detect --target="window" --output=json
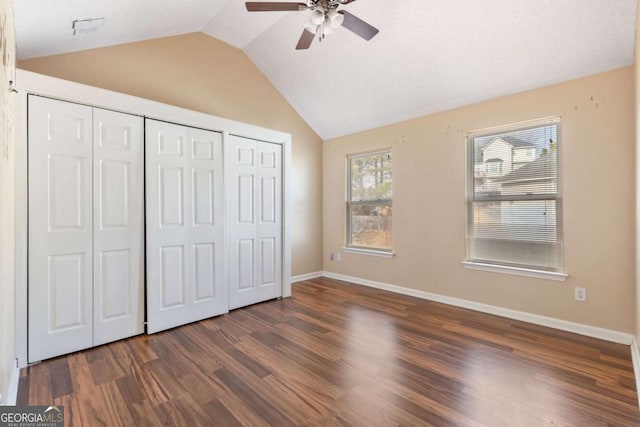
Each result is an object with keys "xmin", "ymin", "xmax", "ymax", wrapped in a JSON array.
[
  {"xmin": 485, "ymin": 161, "xmax": 503, "ymax": 175},
  {"xmin": 466, "ymin": 118, "xmax": 562, "ymax": 271},
  {"xmin": 347, "ymin": 149, "xmax": 392, "ymax": 251}
]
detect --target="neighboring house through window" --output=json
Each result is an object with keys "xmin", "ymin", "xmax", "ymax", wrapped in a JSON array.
[
  {"xmin": 467, "ymin": 118, "xmax": 562, "ymax": 271},
  {"xmin": 347, "ymin": 149, "xmax": 392, "ymax": 252}
]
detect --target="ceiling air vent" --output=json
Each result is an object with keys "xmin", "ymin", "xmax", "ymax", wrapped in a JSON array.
[{"xmin": 72, "ymin": 18, "xmax": 105, "ymax": 36}]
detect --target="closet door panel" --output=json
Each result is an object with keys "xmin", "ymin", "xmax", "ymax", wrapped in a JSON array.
[
  {"xmin": 28, "ymin": 96, "xmax": 93, "ymax": 362},
  {"xmin": 146, "ymin": 120, "xmax": 226, "ymax": 333},
  {"xmin": 229, "ymin": 137, "xmax": 256, "ymax": 309},
  {"xmin": 147, "ymin": 120, "xmax": 189, "ymax": 334},
  {"xmin": 194, "ymin": 243, "xmax": 216, "ymax": 300},
  {"xmin": 190, "ymin": 126, "xmax": 225, "ymax": 310},
  {"xmin": 93, "ymin": 108, "xmax": 144, "ymax": 346},
  {"xmin": 228, "ymin": 136, "xmax": 282, "ymax": 310},
  {"xmin": 257, "ymin": 141, "xmax": 282, "ymax": 295}
]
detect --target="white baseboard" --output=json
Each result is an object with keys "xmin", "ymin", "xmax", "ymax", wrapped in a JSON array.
[
  {"xmin": 2, "ymin": 364, "xmax": 19, "ymax": 406},
  {"xmin": 321, "ymin": 271, "xmax": 634, "ymax": 345},
  {"xmin": 291, "ymin": 271, "xmax": 324, "ymax": 283},
  {"xmin": 631, "ymin": 338, "xmax": 640, "ymax": 410}
]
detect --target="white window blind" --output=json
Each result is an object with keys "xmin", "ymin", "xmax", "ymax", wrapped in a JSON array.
[
  {"xmin": 347, "ymin": 149, "xmax": 392, "ymax": 251},
  {"xmin": 466, "ymin": 118, "xmax": 563, "ymax": 271}
]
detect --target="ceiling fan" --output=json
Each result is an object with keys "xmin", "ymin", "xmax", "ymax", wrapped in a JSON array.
[{"xmin": 245, "ymin": 1, "xmax": 379, "ymax": 50}]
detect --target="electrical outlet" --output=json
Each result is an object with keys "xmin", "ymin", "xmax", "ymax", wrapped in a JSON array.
[
  {"xmin": 574, "ymin": 287, "xmax": 587, "ymax": 302},
  {"xmin": 336, "ymin": 253, "xmax": 342, "ymax": 262},
  {"xmin": 329, "ymin": 253, "xmax": 335, "ymax": 261}
]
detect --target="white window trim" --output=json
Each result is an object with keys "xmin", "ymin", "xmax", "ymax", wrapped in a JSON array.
[
  {"xmin": 343, "ymin": 247, "xmax": 395, "ymax": 258},
  {"xmin": 462, "ymin": 261, "xmax": 568, "ymax": 281}
]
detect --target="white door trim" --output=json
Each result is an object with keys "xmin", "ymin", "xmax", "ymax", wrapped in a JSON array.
[{"xmin": 14, "ymin": 69, "xmax": 292, "ymax": 368}]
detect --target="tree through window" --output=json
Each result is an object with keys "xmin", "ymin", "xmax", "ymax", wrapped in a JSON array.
[{"xmin": 347, "ymin": 150, "xmax": 392, "ymax": 251}]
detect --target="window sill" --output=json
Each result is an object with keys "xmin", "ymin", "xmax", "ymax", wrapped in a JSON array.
[
  {"xmin": 462, "ymin": 261, "xmax": 567, "ymax": 282},
  {"xmin": 343, "ymin": 247, "xmax": 395, "ymax": 259}
]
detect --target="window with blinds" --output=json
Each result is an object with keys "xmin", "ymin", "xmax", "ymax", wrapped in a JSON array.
[
  {"xmin": 466, "ymin": 118, "xmax": 563, "ymax": 271},
  {"xmin": 347, "ymin": 149, "xmax": 392, "ymax": 251}
]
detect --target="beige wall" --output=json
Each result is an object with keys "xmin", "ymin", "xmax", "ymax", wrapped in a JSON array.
[
  {"xmin": 324, "ymin": 67, "xmax": 635, "ymax": 332},
  {"xmin": 0, "ymin": 0, "xmax": 16, "ymax": 403},
  {"xmin": 633, "ymin": 10, "xmax": 640, "ymax": 342},
  {"xmin": 19, "ymin": 33, "xmax": 323, "ymax": 276}
]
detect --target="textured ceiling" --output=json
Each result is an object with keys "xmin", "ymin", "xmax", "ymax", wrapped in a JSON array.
[
  {"xmin": 14, "ymin": 0, "xmax": 228, "ymax": 59},
  {"xmin": 15, "ymin": 0, "xmax": 638, "ymax": 140}
]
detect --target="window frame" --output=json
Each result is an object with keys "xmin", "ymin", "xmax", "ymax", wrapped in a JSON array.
[
  {"xmin": 465, "ymin": 117, "xmax": 564, "ymax": 273},
  {"xmin": 346, "ymin": 148, "xmax": 393, "ymax": 253}
]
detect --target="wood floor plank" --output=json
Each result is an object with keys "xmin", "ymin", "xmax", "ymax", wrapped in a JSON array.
[
  {"xmin": 216, "ymin": 393, "xmax": 271, "ymax": 427},
  {"xmin": 126, "ymin": 399, "xmax": 165, "ymax": 427},
  {"xmin": 235, "ymin": 334, "xmax": 346, "ymax": 401},
  {"xmin": 200, "ymin": 398, "xmax": 245, "ymax": 427},
  {"xmin": 17, "ymin": 278, "xmax": 640, "ymax": 426},
  {"xmin": 213, "ymin": 368, "xmax": 296, "ymax": 427},
  {"xmin": 47, "ymin": 357, "xmax": 73, "ymax": 399},
  {"xmin": 144, "ymin": 358, "xmax": 188, "ymax": 400},
  {"xmin": 221, "ymin": 347, "xmax": 272, "ymax": 379},
  {"xmin": 126, "ymin": 363, "xmax": 170, "ymax": 406},
  {"xmin": 25, "ymin": 363, "xmax": 52, "ymax": 405},
  {"xmin": 16, "ymin": 372, "xmax": 29, "ymax": 404}
]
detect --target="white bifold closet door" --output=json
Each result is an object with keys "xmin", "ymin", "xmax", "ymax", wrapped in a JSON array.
[
  {"xmin": 145, "ymin": 119, "xmax": 226, "ymax": 333},
  {"xmin": 228, "ymin": 135, "xmax": 283, "ymax": 310},
  {"xmin": 93, "ymin": 108, "xmax": 145, "ymax": 346},
  {"xmin": 28, "ymin": 96, "xmax": 144, "ymax": 362}
]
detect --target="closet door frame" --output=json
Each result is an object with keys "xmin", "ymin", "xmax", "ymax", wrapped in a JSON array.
[{"xmin": 14, "ymin": 69, "xmax": 292, "ymax": 368}]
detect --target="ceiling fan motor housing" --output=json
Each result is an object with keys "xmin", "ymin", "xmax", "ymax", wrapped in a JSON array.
[{"xmin": 309, "ymin": 0, "xmax": 351, "ymax": 9}]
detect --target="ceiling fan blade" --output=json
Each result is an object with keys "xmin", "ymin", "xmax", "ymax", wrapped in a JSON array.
[
  {"xmin": 245, "ymin": 2, "xmax": 308, "ymax": 11},
  {"xmin": 338, "ymin": 10, "xmax": 379, "ymax": 41},
  {"xmin": 296, "ymin": 28, "xmax": 315, "ymax": 50},
  {"xmin": 337, "ymin": 0, "xmax": 358, "ymax": 3}
]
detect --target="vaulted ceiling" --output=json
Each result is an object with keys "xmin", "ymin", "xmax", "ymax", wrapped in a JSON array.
[{"xmin": 14, "ymin": 0, "xmax": 638, "ymax": 139}]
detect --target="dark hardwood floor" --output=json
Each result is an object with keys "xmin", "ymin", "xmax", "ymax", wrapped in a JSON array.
[{"xmin": 18, "ymin": 277, "xmax": 640, "ymax": 426}]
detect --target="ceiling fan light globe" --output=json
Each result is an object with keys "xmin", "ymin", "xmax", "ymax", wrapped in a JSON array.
[
  {"xmin": 309, "ymin": 9, "xmax": 324, "ymax": 26},
  {"xmin": 329, "ymin": 12, "xmax": 344, "ymax": 28}
]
